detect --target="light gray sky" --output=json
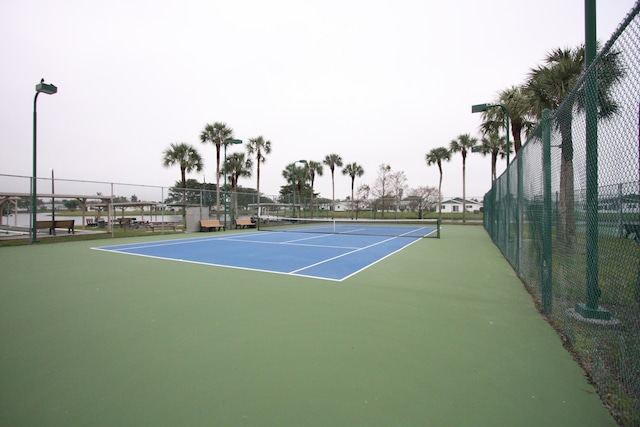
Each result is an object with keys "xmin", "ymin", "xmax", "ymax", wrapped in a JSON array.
[{"xmin": 1, "ymin": 0, "xmax": 636, "ymax": 201}]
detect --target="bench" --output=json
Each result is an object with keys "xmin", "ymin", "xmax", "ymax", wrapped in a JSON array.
[
  {"xmin": 113, "ymin": 218, "xmax": 136, "ymax": 228},
  {"xmin": 235, "ymin": 218, "xmax": 256, "ymax": 229},
  {"xmin": 200, "ymin": 219, "xmax": 224, "ymax": 232},
  {"xmin": 35, "ymin": 219, "xmax": 75, "ymax": 235},
  {"xmin": 145, "ymin": 221, "xmax": 183, "ymax": 232},
  {"xmin": 622, "ymin": 223, "xmax": 640, "ymax": 243}
]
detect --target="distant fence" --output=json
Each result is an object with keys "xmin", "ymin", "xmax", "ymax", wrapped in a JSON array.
[
  {"xmin": 0, "ymin": 173, "xmax": 481, "ymax": 228},
  {"xmin": 482, "ymin": 4, "xmax": 639, "ymax": 426}
]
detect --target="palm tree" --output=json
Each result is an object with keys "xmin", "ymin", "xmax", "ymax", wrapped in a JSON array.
[
  {"xmin": 342, "ymin": 162, "xmax": 365, "ymax": 219},
  {"xmin": 200, "ymin": 122, "xmax": 233, "ymax": 218},
  {"xmin": 525, "ymin": 44, "xmax": 623, "ymax": 244},
  {"xmin": 425, "ymin": 147, "xmax": 451, "ymax": 221},
  {"xmin": 480, "ymin": 86, "xmax": 535, "ymax": 155},
  {"xmin": 323, "ymin": 154, "xmax": 343, "ymax": 219},
  {"xmin": 223, "ymin": 152, "xmax": 253, "ymax": 224},
  {"xmin": 477, "ymin": 132, "xmax": 508, "ymax": 181},
  {"xmin": 449, "ymin": 134, "xmax": 478, "ymax": 223},
  {"xmin": 246, "ymin": 136, "xmax": 272, "ymax": 220},
  {"xmin": 162, "ymin": 142, "xmax": 204, "ymax": 225},
  {"xmin": 282, "ymin": 163, "xmax": 308, "ymax": 217},
  {"xmin": 306, "ymin": 161, "xmax": 323, "ymax": 218}
]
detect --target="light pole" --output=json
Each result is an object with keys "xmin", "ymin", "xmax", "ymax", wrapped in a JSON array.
[
  {"xmin": 291, "ymin": 160, "xmax": 307, "ymax": 217},
  {"xmin": 471, "ymin": 103, "xmax": 510, "ymax": 166},
  {"xmin": 472, "ymin": 103, "xmax": 511, "ymax": 250},
  {"xmin": 223, "ymin": 138, "xmax": 242, "ymax": 229},
  {"xmin": 51, "ymin": 169, "xmax": 55, "ymax": 234},
  {"xmin": 32, "ymin": 79, "xmax": 57, "ymax": 243}
]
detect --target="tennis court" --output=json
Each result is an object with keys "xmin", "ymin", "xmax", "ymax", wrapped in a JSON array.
[
  {"xmin": 94, "ymin": 220, "xmax": 439, "ymax": 281},
  {"xmin": 0, "ymin": 226, "xmax": 617, "ymax": 426}
]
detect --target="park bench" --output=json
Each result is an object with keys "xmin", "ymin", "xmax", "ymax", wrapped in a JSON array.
[
  {"xmin": 200, "ymin": 219, "xmax": 224, "ymax": 232},
  {"xmin": 235, "ymin": 218, "xmax": 256, "ymax": 229},
  {"xmin": 35, "ymin": 219, "xmax": 75, "ymax": 235},
  {"xmin": 145, "ymin": 221, "xmax": 183, "ymax": 232},
  {"xmin": 113, "ymin": 217, "xmax": 136, "ymax": 228},
  {"xmin": 622, "ymin": 223, "xmax": 640, "ymax": 243}
]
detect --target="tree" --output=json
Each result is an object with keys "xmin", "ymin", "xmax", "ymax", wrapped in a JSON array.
[
  {"xmin": 282, "ymin": 163, "xmax": 308, "ymax": 217},
  {"xmin": 223, "ymin": 152, "xmax": 253, "ymax": 224},
  {"xmin": 389, "ymin": 170, "xmax": 407, "ymax": 218},
  {"xmin": 200, "ymin": 122, "xmax": 233, "ymax": 218},
  {"xmin": 163, "ymin": 143, "xmax": 204, "ymax": 190},
  {"xmin": 323, "ymin": 154, "xmax": 343, "ymax": 219},
  {"xmin": 306, "ymin": 161, "xmax": 323, "ymax": 218},
  {"xmin": 407, "ymin": 186, "xmax": 439, "ymax": 218},
  {"xmin": 480, "ymin": 85, "xmax": 535, "ymax": 154},
  {"xmin": 246, "ymin": 136, "xmax": 272, "ymax": 219},
  {"xmin": 425, "ymin": 147, "xmax": 451, "ymax": 221},
  {"xmin": 341, "ymin": 162, "xmax": 365, "ymax": 219},
  {"xmin": 354, "ymin": 183, "xmax": 370, "ymax": 219},
  {"xmin": 162, "ymin": 142, "xmax": 204, "ymax": 224},
  {"xmin": 62, "ymin": 199, "xmax": 79, "ymax": 211},
  {"xmin": 525, "ymin": 44, "xmax": 623, "ymax": 244},
  {"xmin": 371, "ymin": 164, "xmax": 392, "ymax": 218},
  {"xmin": 477, "ymin": 132, "xmax": 508, "ymax": 181},
  {"xmin": 449, "ymin": 134, "xmax": 478, "ymax": 223}
]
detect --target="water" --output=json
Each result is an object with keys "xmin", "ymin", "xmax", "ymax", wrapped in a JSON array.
[{"xmin": 1, "ymin": 212, "xmax": 182, "ymax": 227}]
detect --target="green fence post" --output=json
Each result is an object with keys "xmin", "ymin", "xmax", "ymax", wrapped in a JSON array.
[
  {"xmin": 542, "ymin": 109, "xmax": 553, "ymax": 314},
  {"xmin": 575, "ymin": 0, "xmax": 611, "ymax": 320},
  {"xmin": 516, "ymin": 152, "xmax": 522, "ymax": 272}
]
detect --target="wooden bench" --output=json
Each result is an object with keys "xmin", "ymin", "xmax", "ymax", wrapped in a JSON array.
[
  {"xmin": 622, "ymin": 223, "xmax": 640, "ymax": 243},
  {"xmin": 113, "ymin": 217, "xmax": 136, "ymax": 228},
  {"xmin": 200, "ymin": 219, "xmax": 224, "ymax": 232},
  {"xmin": 35, "ymin": 219, "xmax": 75, "ymax": 235},
  {"xmin": 145, "ymin": 221, "xmax": 183, "ymax": 232},
  {"xmin": 35, "ymin": 220, "xmax": 53, "ymax": 234},
  {"xmin": 235, "ymin": 218, "xmax": 256, "ymax": 229}
]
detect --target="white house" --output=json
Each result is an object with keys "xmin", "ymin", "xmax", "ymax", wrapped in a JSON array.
[{"xmin": 439, "ymin": 198, "xmax": 483, "ymax": 213}]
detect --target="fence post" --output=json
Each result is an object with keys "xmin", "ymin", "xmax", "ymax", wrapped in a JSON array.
[
  {"xmin": 542, "ymin": 109, "xmax": 553, "ymax": 314},
  {"xmin": 516, "ymin": 151, "xmax": 523, "ymax": 272},
  {"xmin": 575, "ymin": 0, "xmax": 611, "ymax": 320}
]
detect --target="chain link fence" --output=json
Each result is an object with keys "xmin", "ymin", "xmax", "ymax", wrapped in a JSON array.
[
  {"xmin": 1, "ymin": 170, "xmax": 481, "ymax": 236},
  {"xmin": 483, "ymin": 4, "xmax": 640, "ymax": 425}
]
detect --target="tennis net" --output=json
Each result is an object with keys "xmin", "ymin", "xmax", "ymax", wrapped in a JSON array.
[{"xmin": 257, "ymin": 217, "xmax": 440, "ymax": 238}]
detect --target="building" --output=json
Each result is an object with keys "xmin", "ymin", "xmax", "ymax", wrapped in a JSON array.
[{"xmin": 439, "ymin": 198, "xmax": 483, "ymax": 213}]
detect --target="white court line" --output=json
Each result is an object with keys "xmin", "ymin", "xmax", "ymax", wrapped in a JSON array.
[
  {"xmin": 288, "ymin": 234, "xmax": 413, "ymax": 274},
  {"xmin": 92, "ymin": 230, "xmax": 425, "ymax": 282}
]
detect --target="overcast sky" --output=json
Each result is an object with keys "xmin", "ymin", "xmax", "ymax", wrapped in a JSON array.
[{"xmin": 1, "ymin": 0, "xmax": 636, "ymax": 201}]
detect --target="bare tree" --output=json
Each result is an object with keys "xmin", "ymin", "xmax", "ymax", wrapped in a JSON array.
[
  {"xmin": 371, "ymin": 164, "xmax": 392, "ymax": 218},
  {"xmin": 354, "ymin": 183, "xmax": 370, "ymax": 219},
  {"xmin": 388, "ymin": 170, "xmax": 408, "ymax": 218},
  {"xmin": 407, "ymin": 186, "xmax": 439, "ymax": 219}
]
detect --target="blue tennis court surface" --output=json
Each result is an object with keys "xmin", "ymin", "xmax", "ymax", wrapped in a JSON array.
[{"xmin": 93, "ymin": 230, "xmax": 430, "ymax": 281}]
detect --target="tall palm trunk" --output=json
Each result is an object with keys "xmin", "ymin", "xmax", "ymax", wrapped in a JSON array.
[
  {"xmin": 512, "ymin": 120, "xmax": 524, "ymax": 153},
  {"xmin": 491, "ymin": 150, "xmax": 498, "ymax": 181},
  {"xmin": 558, "ymin": 116, "xmax": 576, "ymax": 247},
  {"xmin": 180, "ymin": 169, "xmax": 187, "ymax": 226},
  {"xmin": 256, "ymin": 159, "xmax": 261, "ymax": 219},
  {"xmin": 331, "ymin": 173, "xmax": 335, "ymax": 220},
  {"xmin": 437, "ymin": 163, "xmax": 443, "ymax": 221},
  {"xmin": 462, "ymin": 156, "xmax": 467, "ymax": 223},
  {"xmin": 350, "ymin": 179, "xmax": 355, "ymax": 220},
  {"xmin": 215, "ymin": 145, "xmax": 221, "ymax": 219}
]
